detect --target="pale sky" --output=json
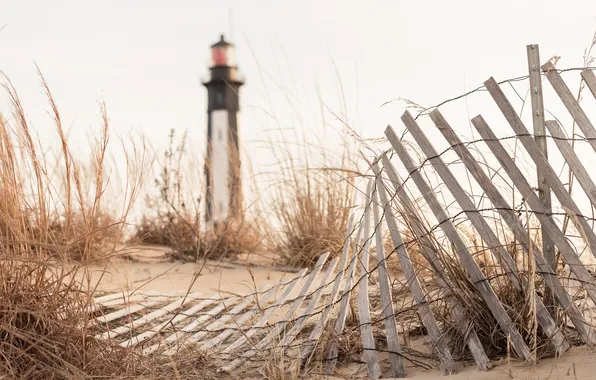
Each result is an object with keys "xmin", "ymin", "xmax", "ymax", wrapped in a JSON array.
[{"xmin": 2, "ymin": 0, "xmax": 596, "ymax": 223}]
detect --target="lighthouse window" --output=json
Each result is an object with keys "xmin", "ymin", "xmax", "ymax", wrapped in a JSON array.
[
  {"xmin": 216, "ymin": 92, "xmax": 224, "ymax": 107},
  {"xmin": 218, "ymin": 129, "xmax": 223, "ymax": 141}
]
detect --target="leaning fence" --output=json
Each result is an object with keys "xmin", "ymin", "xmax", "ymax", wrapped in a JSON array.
[{"xmin": 85, "ymin": 44, "xmax": 596, "ymax": 379}]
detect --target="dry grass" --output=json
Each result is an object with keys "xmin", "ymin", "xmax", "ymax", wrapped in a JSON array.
[
  {"xmin": 0, "ymin": 71, "xmax": 163, "ymax": 379},
  {"xmin": 131, "ymin": 129, "xmax": 262, "ymax": 261}
]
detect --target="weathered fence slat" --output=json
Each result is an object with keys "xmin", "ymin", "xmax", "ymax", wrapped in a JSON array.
[
  {"xmin": 96, "ymin": 296, "xmax": 169, "ymax": 324},
  {"xmin": 161, "ymin": 296, "xmax": 240, "ymax": 355},
  {"xmin": 325, "ymin": 223, "xmax": 361, "ymax": 374},
  {"xmin": 388, "ymin": 117, "xmax": 532, "ymax": 361},
  {"xmin": 372, "ymin": 186, "xmax": 406, "ymax": 378},
  {"xmin": 581, "ymin": 69, "xmax": 596, "ymax": 99},
  {"xmin": 542, "ymin": 63, "xmax": 596, "ymax": 154},
  {"xmin": 409, "ymin": 109, "xmax": 567, "ymax": 354},
  {"xmin": 96, "ymin": 292, "xmax": 203, "ymax": 340},
  {"xmin": 138, "ymin": 295, "xmax": 221, "ymax": 353},
  {"xmin": 219, "ymin": 253, "xmax": 335, "ymax": 373},
  {"xmin": 380, "ymin": 156, "xmax": 491, "ymax": 371},
  {"xmin": 222, "ymin": 253, "xmax": 329, "ymax": 358},
  {"xmin": 470, "ymin": 114, "xmax": 596, "ymax": 345},
  {"xmin": 202, "ymin": 269, "xmax": 308, "ymax": 351},
  {"xmin": 375, "ymin": 167, "xmax": 457, "ymax": 375},
  {"xmin": 175, "ymin": 285, "xmax": 269, "ymax": 352},
  {"xmin": 483, "ymin": 77, "xmax": 596, "ymax": 303},
  {"xmin": 429, "ymin": 109, "xmax": 575, "ymax": 353},
  {"xmin": 528, "ymin": 45, "xmax": 556, "ymax": 271},
  {"xmin": 546, "ymin": 120, "xmax": 596, "ymax": 211},
  {"xmin": 300, "ymin": 214, "xmax": 356, "ymax": 367},
  {"xmin": 356, "ymin": 181, "xmax": 382, "ymax": 379},
  {"xmin": 279, "ymin": 258, "xmax": 339, "ymax": 349}
]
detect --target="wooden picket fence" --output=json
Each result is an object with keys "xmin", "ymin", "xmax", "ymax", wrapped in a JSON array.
[{"xmin": 86, "ymin": 46, "xmax": 596, "ymax": 379}]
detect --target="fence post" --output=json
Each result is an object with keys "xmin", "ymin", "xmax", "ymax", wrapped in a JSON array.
[{"xmin": 527, "ymin": 44, "xmax": 555, "ymax": 271}]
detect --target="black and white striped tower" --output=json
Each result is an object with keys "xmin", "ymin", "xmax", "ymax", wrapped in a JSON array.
[{"xmin": 203, "ymin": 34, "xmax": 244, "ymax": 225}]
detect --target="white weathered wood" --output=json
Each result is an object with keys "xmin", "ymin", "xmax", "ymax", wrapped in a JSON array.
[
  {"xmin": 161, "ymin": 296, "xmax": 241, "ymax": 355},
  {"xmin": 176, "ymin": 285, "xmax": 268, "ymax": 351},
  {"xmin": 483, "ymin": 77, "xmax": 596, "ymax": 304},
  {"xmin": 96, "ymin": 292, "xmax": 203, "ymax": 340},
  {"xmin": 371, "ymin": 184, "xmax": 405, "ymax": 378},
  {"xmin": 389, "ymin": 115, "xmax": 532, "ymax": 361},
  {"xmin": 96, "ymin": 296, "xmax": 169, "ymax": 324},
  {"xmin": 219, "ymin": 253, "xmax": 334, "ymax": 373},
  {"xmin": 375, "ymin": 167, "xmax": 457, "ymax": 373},
  {"xmin": 325, "ymin": 217, "xmax": 363, "ymax": 373},
  {"xmin": 221, "ymin": 252, "xmax": 330, "ymax": 356},
  {"xmin": 278, "ymin": 258, "xmax": 339, "ymax": 348},
  {"xmin": 542, "ymin": 62, "xmax": 596, "ymax": 154},
  {"xmin": 546, "ymin": 120, "xmax": 596, "ymax": 211},
  {"xmin": 528, "ymin": 45, "xmax": 555, "ymax": 270},
  {"xmin": 356, "ymin": 182, "xmax": 381, "ymax": 379},
  {"xmin": 300, "ymin": 214, "xmax": 356, "ymax": 366},
  {"xmin": 380, "ymin": 156, "xmax": 492, "ymax": 371},
  {"xmin": 201, "ymin": 269, "xmax": 308, "ymax": 350},
  {"xmin": 470, "ymin": 114, "xmax": 596, "ymax": 345},
  {"xmin": 124, "ymin": 295, "xmax": 220, "ymax": 352},
  {"xmin": 412, "ymin": 109, "xmax": 567, "ymax": 355},
  {"xmin": 581, "ymin": 69, "xmax": 596, "ymax": 100}
]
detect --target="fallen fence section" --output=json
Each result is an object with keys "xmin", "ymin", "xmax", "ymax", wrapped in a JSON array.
[{"xmin": 86, "ymin": 52, "xmax": 596, "ymax": 379}]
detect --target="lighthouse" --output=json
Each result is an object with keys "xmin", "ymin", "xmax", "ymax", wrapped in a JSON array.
[{"xmin": 203, "ymin": 34, "xmax": 244, "ymax": 225}]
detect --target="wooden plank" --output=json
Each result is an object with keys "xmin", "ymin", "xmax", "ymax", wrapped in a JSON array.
[
  {"xmin": 546, "ymin": 120, "xmax": 596, "ymax": 209},
  {"xmin": 278, "ymin": 257, "xmax": 339, "ymax": 349},
  {"xmin": 355, "ymin": 181, "xmax": 381, "ymax": 379},
  {"xmin": 380, "ymin": 156, "xmax": 492, "ymax": 371},
  {"xmin": 372, "ymin": 186, "xmax": 405, "ymax": 377},
  {"xmin": 201, "ymin": 269, "xmax": 308, "ymax": 350},
  {"xmin": 429, "ymin": 110, "xmax": 572, "ymax": 353},
  {"xmin": 219, "ymin": 253, "xmax": 335, "ymax": 373},
  {"xmin": 375, "ymin": 167, "xmax": 457, "ymax": 374},
  {"xmin": 221, "ymin": 251, "xmax": 331, "ymax": 356},
  {"xmin": 300, "ymin": 214, "xmax": 356, "ymax": 366},
  {"xmin": 542, "ymin": 62, "xmax": 596, "ymax": 154},
  {"xmin": 483, "ymin": 77, "xmax": 596, "ymax": 303},
  {"xmin": 161, "ymin": 296, "xmax": 241, "ymax": 355},
  {"xmin": 96, "ymin": 296, "xmax": 169, "ymax": 324},
  {"xmin": 581, "ymin": 69, "xmax": 596, "ymax": 100},
  {"xmin": 409, "ymin": 110, "xmax": 567, "ymax": 355},
  {"xmin": 528, "ymin": 45, "xmax": 555, "ymax": 270},
  {"xmin": 470, "ymin": 114, "xmax": 596, "ymax": 345},
  {"xmin": 95, "ymin": 292, "xmax": 203, "ymax": 340},
  {"xmin": 126, "ymin": 295, "xmax": 220, "ymax": 352},
  {"xmin": 324, "ymin": 222, "xmax": 361, "ymax": 374},
  {"xmin": 175, "ymin": 285, "xmax": 268, "ymax": 351},
  {"xmin": 388, "ymin": 116, "xmax": 532, "ymax": 361}
]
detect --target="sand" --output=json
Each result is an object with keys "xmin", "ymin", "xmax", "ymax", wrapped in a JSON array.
[{"xmin": 80, "ymin": 245, "xmax": 596, "ymax": 380}]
